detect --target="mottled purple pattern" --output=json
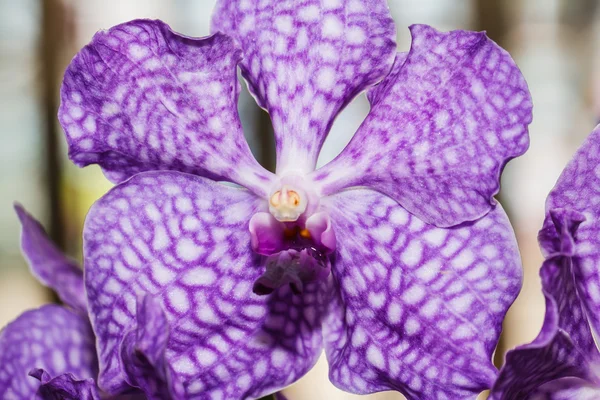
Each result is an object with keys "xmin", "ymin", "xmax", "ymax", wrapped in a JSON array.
[
  {"xmin": 211, "ymin": 0, "xmax": 397, "ymax": 174},
  {"xmin": 15, "ymin": 204, "xmax": 86, "ymax": 313},
  {"xmin": 311, "ymin": 25, "xmax": 532, "ymax": 228},
  {"xmin": 538, "ymin": 236, "xmax": 598, "ymax": 356},
  {"xmin": 541, "ymin": 125, "xmax": 600, "ymax": 337},
  {"xmin": 321, "ymin": 189, "xmax": 522, "ymax": 399},
  {"xmin": 84, "ymin": 171, "xmax": 327, "ymax": 398},
  {"xmin": 0, "ymin": 305, "xmax": 97, "ymax": 399},
  {"xmin": 30, "ymin": 369, "xmax": 100, "ymax": 400},
  {"xmin": 59, "ymin": 19, "xmax": 275, "ymax": 196},
  {"xmin": 120, "ymin": 295, "xmax": 170, "ymax": 398},
  {"xmin": 489, "ymin": 296, "xmax": 593, "ymax": 400},
  {"xmin": 490, "ymin": 127, "xmax": 600, "ymax": 399},
  {"xmin": 533, "ymin": 378, "xmax": 600, "ymax": 400}
]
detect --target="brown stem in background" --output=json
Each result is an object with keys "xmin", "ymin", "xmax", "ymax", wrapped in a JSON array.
[
  {"xmin": 474, "ymin": 0, "xmax": 508, "ymax": 47},
  {"xmin": 39, "ymin": 0, "xmax": 74, "ymax": 303},
  {"xmin": 39, "ymin": 0, "xmax": 71, "ymax": 249}
]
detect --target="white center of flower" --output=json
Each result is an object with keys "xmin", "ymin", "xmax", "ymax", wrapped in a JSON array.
[{"xmin": 269, "ymin": 185, "xmax": 307, "ymax": 222}]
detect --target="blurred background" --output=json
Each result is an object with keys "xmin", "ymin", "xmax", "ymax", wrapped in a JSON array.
[{"xmin": 1, "ymin": 0, "xmax": 599, "ymax": 398}]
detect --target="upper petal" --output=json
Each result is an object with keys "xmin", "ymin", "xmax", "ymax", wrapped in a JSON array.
[
  {"xmin": 540, "ymin": 125, "xmax": 600, "ymax": 339},
  {"xmin": 211, "ymin": 0, "xmax": 397, "ymax": 175},
  {"xmin": 489, "ymin": 295, "xmax": 595, "ymax": 400},
  {"xmin": 15, "ymin": 204, "xmax": 87, "ymax": 314},
  {"xmin": 59, "ymin": 19, "xmax": 275, "ymax": 196},
  {"xmin": 310, "ymin": 25, "xmax": 532, "ymax": 228},
  {"xmin": 0, "ymin": 305, "xmax": 98, "ymax": 399},
  {"xmin": 83, "ymin": 171, "xmax": 326, "ymax": 398},
  {"xmin": 321, "ymin": 189, "xmax": 522, "ymax": 398}
]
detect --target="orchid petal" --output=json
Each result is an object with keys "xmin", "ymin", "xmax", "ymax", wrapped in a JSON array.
[
  {"xmin": 14, "ymin": 204, "xmax": 87, "ymax": 314},
  {"xmin": 211, "ymin": 0, "xmax": 397, "ymax": 174},
  {"xmin": 59, "ymin": 19, "xmax": 274, "ymax": 196},
  {"xmin": 537, "ymin": 212, "xmax": 598, "ymax": 357},
  {"xmin": 29, "ymin": 369, "xmax": 100, "ymax": 400},
  {"xmin": 321, "ymin": 189, "xmax": 522, "ymax": 398},
  {"xmin": 489, "ymin": 295, "xmax": 594, "ymax": 400},
  {"xmin": 311, "ymin": 25, "xmax": 532, "ymax": 228},
  {"xmin": 532, "ymin": 378, "xmax": 600, "ymax": 400},
  {"xmin": 120, "ymin": 295, "xmax": 171, "ymax": 398},
  {"xmin": 84, "ymin": 171, "xmax": 326, "ymax": 398},
  {"xmin": 0, "ymin": 305, "xmax": 97, "ymax": 399},
  {"xmin": 541, "ymin": 125, "xmax": 600, "ymax": 338}
]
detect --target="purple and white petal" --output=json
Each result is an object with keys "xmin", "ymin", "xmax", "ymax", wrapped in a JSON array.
[
  {"xmin": 120, "ymin": 295, "xmax": 171, "ymax": 398},
  {"xmin": 537, "ymin": 210, "xmax": 598, "ymax": 357},
  {"xmin": 489, "ymin": 295, "xmax": 594, "ymax": 400},
  {"xmin": 311, "ymin": 25, "xmax": 532, "ymax": 228},
  {"xmin": 60, "ymin": 19, "xmax": 274, "ymax": 196},
  {"xmin": 15, "ymin": 204, "xmax": 87, "ymax": 313},
  {"xmin": 542, "ymin": 125, "xmax": 600, "ymax": 338},
  {"xmin": 84, "ymin": 171, "xmax": 326, "ymax": 398},
  {"xmin": 532, "ymin": 378, "xmax": 600, "ymax": 400},
  {"xmin": 0, "ymin": 305, "xmax": 97, "ymax": 399},
  {"xmin": 212, "ymin": 0, "xmax": 397, "ymax": 174},
  {"xmin": 29, "ymin": 369, "xmax": 100, "ymax": 400},
  {"xmin": 321, "ymin": 189, "xmax": 522, "ymax": 398}
]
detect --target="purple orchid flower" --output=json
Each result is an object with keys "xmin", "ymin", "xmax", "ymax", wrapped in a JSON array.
[
  {"xmin": 58, "ymin": 1, "xmax": 532, "ymax": 399},
  {"xmin": 490, "ymin": 126, "xmax": 600, "ymax": 400},
  {"xmin": 0, "ymin": 205, "xmax": 145, "ymax": 399}
]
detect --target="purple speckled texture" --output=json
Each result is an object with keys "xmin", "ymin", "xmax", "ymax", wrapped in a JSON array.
[
  {"xmin": 533, "ymin": 379, "xmax": 600, "ymax": 400},
  {"xmin": 15, "ymin": 204, "xmax": 87, "ymax": 313},
  {"xmin": 542, "ymin": 126, "xmax": 600, "ymax": 336},
  {"xmin": 311, "ymin": 25, "xmax": 532, "ymax": 228},
  {"xmin": 59, "ymin": 19, "xmax": 275, "ymax": 196},
  {"xmin": 1, "ymin": 207, "xmax": 146, "ymax": 399},
  {"xmin": 84, "ymin": 171, "xmax": 327, "ymax": 398},
  {"xmin": 30, "ymin": 369, "xmax": 100, "ymax": 400},
  {"xmin": 120, "ymin": 294, "xmax": 171, "ymax": 398},
  {"xmin": 212, "ymin": 0, "xmax": 397, "ymax": 175},
  {"xmin": 490, "ymin": 295, "xmax": 592, "ymax": 400},
  {"xmin": 490, "ymin": 127, "xmax": 600, "ymax": 399},
  {"xmin": 60, "ymin": 4, "xmax": 531, "ymax": 398},
  {"xmin": 0, "ymin": 305, "xmax": 98, "ymax": 399},
  {"xmin": 322, "ymin": 190, "xmax": 521, "ymax": 398}
]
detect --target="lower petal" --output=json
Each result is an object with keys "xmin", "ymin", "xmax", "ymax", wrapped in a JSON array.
[
  {"xmin": 533, "ymin": 378, "xmax": 600, "ymax": 400},
  {"xmin": 541, "ymin": 126, "xmax": 600, "ymax": 341},
  {"xmin": 84, "ymin": 171, "xmax": 326, "ymax": 398},
  {"xmin": 120, "ymin": 295, "xmax": 171, "ymax": 398},
  {"xmin": 489, "ymin": 295, "xmax": 594, "ymax": 400},
  {"xmin": 15, "ymin": 204, "xmax": 87, "ymax": 313},
  {"xmin": 0, "ymin": 305, "xmax": 97, "ymax": 399},
  {"xmin": 29, "ymin": 369, "xmax": 100, "ymax": 400},
  {"xmin": 322, "ymin": 189, "xmax": 522, "ymax": 399}
]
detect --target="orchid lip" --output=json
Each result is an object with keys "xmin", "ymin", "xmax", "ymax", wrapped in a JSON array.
[
  {"xmin": 250, "ymin": 176, "xmax": 335, "ymax": 294},
  {"xmin": 249, "ymin": 212, "xmax": 336, "ymax": 295},
  {"xmin": 253, "ymin": 248, "xmax": 330, "ymax": 295}
]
